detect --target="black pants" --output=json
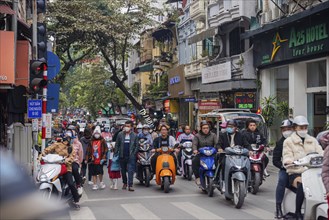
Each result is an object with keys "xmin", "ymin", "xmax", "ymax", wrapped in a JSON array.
[
  {"xmin": 81, "ymin": 161, "xmax": 92, "ymax": 181},
  {"xmin": 151, "ymin": 152, "xmax": 178, "ymax": 173},
  {"xmin": 192, "ymin": 154, "xmax": 201, "ymax": 178},
  {"xmin": 72, "ymin": 162, "xmax": 82, "ymax": 187},
  {"xmin": 64, "ymin": 172, "xmax": 79, "ymax": 203}
]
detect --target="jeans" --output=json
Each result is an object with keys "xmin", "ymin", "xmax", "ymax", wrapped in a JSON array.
[
  {"xmin": 275, "ymin": 169, "xmax": 289, "ymax": 204},
  {"xmin": 120, "ymin": 157, "xmax": 136, "ymax": 187},
  {"xmin": 72, "ymin": 162, "xmax": 82, "ymax": 186},
  {"xmin": 64, "ymin": 172, "xmax": 79, "ymax": 203}
]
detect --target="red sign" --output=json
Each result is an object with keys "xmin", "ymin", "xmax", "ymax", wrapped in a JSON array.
[
  {"xmin": 98, "ymin": 110, "xmax": 102, "ymax": 115},
  {"xmin": 198, "ymin": 100, "xmax": 221, "ymax": 112},
  {"xmin": 164, "ymin": 100, "xmax": 170, "ymax": 113}
]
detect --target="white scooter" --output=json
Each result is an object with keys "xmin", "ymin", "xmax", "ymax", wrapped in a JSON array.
[
  {"xmin": 283, "ymin": 153, "xmax": 327, "ymax": 220},
  {"xmin": 180, "ymin": 141, "xmax": 194, "ymax": 181},
  {"xmin": 36, "ymin": 154, "xmax": 75, "ymax": 206}
]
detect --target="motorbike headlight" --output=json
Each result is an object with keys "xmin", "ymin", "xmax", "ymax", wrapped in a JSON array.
[
  {"xmin": 204, "ymin": 150, "xmax": 212, "ymax": 156},
  {"xmin": 310, "ymin": 157, "xmax": 323, "ymax": 167},
  {"xmin": 39, "ymin": 174, "xmax": 49, "ymax": 182},
  {"xmin": 162, "ymin": 146, "xmax": 169, "ymax": 152},
  {"xmin": 200, "ymin": 160, "xmax": 208, "ymax": 169},
  {"xmin": 41, "ymin": 168, "xmax": 56, "ymax": 180}
]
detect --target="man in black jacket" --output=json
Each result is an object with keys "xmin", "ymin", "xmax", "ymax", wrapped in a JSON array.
[{"xmin": 272, "ymin": 119, "xmax": 293, "ymax": 219}]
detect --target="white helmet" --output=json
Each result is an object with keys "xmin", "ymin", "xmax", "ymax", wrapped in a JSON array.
[
  {"xmin": 142, "ymin": 124, "xmax": 150, "ymax": 129},
  {"xmin": 293, "ymin": 115, "xmax": 309, "ymax": 126},
  {"xmin": 137, "ymin": 123, "xmax": 143, "ymax": 129}
]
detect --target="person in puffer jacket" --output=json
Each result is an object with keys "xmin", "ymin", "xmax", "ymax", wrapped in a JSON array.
[
  {"xmin": 318, "ymin": 130, "xmax": 329, "ymax": 219},
  {"xmin": 283, "ymin": 115, "xmax": 323, "ymax": 220}
]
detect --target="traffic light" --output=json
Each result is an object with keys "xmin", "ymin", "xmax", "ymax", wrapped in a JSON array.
[
  {"xmin": 37, "ymin": 22, "xmax": 47, "ymax": 60},
  {"xmin": 29, "ymin": 60, "xmax": 47, "ymax": 95},
  {"xmin": 37, "ymin": 0, "xmax": 46, "ymax": 14}
]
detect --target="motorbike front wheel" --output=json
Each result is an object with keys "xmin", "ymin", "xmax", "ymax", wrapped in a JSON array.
[
  {"xmin": 233, "ymin": 180, "xmax": 245, "ymax": 209},
  {"xmin": 187, "ymin": 165, "xmax": 193, "ymax": 181},
  {"xmin": 163, "ymin": 176, "xmax": 170, "ymax": 193},
  {"xmin": 41, "ymin": 188, "xmax": 52, "ymax": 200},
  {"xmin": 251, "ymin": 172, "xmax": 261, "ymax": 195},
  {"xmin": 207, "ymin": 177, "xmax": 214, "ymax": 197},
  {"xmin": 144, "ymin": 168, "xmax": 151, "ymax": 187}
]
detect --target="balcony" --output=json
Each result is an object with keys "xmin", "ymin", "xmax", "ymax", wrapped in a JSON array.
[
  {"xmin": 184, "ymin": 57, "xmax": 208, "ymax": 79},
  {"xmin": 190, "ymin": 0, "xmax": 206, "ymax": 21},
  {"xmin": 140, "ymin": 49, "xmax": 152, "ymax": 63}
]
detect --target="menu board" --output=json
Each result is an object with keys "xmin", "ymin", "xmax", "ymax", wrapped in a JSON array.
[{"xmin": 235, "ymin": 92, "xmax": 256, "ymax": 109}]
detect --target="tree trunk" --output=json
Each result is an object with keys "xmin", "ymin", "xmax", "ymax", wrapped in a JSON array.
[{"xmin": 110, "ymin": 75, "xmax": 154, "ymax": 127}]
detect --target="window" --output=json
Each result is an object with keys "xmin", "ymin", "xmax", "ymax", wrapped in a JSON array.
[
  {"xmin": 307, "ymin": 60, "xmax": 326, "ymax": 88},
  {"xmin": 202, "ymin": 38, "xmax": 213, "ymax": 57},
  {"xmin": 229, "ymin": 27, "xmax": 245, "ymax": 56}
]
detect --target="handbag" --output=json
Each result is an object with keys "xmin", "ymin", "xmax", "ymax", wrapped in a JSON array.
[{"xmin": 110, "ymin": 154, "xmax": 120, "ymax": 171}]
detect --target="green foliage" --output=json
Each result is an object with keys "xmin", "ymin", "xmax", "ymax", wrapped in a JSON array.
[
  {"xmin": 277, "ymin": 101, "xmax": 289, "ymax": 119},
  {"xmin": 146, "ymin": 74, "xmax": 168, "ymax": 99},
  {"xmin": 132, "ymin": 82, "xmax": 140, "ymax": 98},
  {"xmin": 260, "ymin": 96, "xmax": 277, "ymax": 127}
]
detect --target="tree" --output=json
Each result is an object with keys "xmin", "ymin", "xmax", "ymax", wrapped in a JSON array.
[{"xmin": 48, "ymin": 0, "xmax": 162, "ymax": 125}]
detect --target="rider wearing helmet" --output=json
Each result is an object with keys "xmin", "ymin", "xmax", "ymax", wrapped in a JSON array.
[
  {"xmin": 283, "ymin": 115, "xmax": 323, "ymax": 220},
  {"xmin": 137, "ymin": 124, "xmax": 153, "ymax": 146},
  {"xmin": 273, "ymin": 119, "xmax": 294, "ymax": 219},
  {"xmin": 177, "ymin": 125, "xmax": 195, "ymax": 172},
  {"xmin": 192, "ymin": 120, "xmax": 219, "ymax": 185},
  {"xmin": 136, "ymin": 123, "xmax": 143, "ymax": 135}
]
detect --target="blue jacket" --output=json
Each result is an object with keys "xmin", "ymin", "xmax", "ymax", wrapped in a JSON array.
[{"xmin": 114, "ymin": 131, "xmax": 139, "ymax": 159}]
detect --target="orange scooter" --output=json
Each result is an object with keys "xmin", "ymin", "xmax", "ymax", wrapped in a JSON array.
[{"xmin": 155, "ymin": 146, "xmax": 176, "ymax": 193}]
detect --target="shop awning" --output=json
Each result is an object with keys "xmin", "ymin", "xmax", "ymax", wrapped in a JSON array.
[
  {"xmin": 0, "ymin": 5, "xmax": 15, "ymax": 15},
  {"xmin": 188, "ymin": 27, "xmax": 217, "ymax": 45},
  {"xmin": 165, "ymin": 0, "xmax": 182, "ymax": 4},
  {"xmin": 200, "ymin": 79, "xmax": 256, "ymax": 92},
  {"xmin": 131, "ymin": 63, "xmax": 154, "ymax": 74},
  {"xmin": 152, "ymin": 28, "xmax": 173, "ymax": 42},
  {"xmin": 242, "ymin": 0, "xmax": 329, "ymax": 39}
]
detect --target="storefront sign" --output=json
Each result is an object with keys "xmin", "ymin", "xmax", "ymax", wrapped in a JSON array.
[
  {"xmin": 0, "ymin": 31, "xmax": 15, "ymax": 84},
  {"xmin": 198, "ymin": 100, "xmax": 221, "ymax": 111},
  {"xmin": 201, "ymin": 61, "xmax": 231, "ymax": 84},
  {"xmin": 184, "ymin": 98, "xmax": 197, "ymax": 102},
  {"xmin": 254, "ymin": 11, "xmax": 329, "ymax": 67},
  {"xmin": 170, "ymin": 76, "xmax": 180, "ymax": 85},
  {"xmin": 235, "ymin": 92, "xmax": 256, "ymax": 109}
]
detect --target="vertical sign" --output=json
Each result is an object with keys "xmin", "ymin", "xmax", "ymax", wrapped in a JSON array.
[{"xmin": 45, "ymin": 113, "xmax": 52, "ymax": 138}]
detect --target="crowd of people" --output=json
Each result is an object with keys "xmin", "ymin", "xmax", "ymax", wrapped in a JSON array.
[{"xmin": 39, "ymin": 115, "xmax": 329, "ymax": 220}]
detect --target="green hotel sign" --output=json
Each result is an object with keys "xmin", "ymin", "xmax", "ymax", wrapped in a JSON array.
[{"xmin": 254, "ymin": 12, "xmax": 329, "ymax": 67}]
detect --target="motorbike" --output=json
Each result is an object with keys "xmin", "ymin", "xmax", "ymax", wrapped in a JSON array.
[
  {"xmin": 180, "ymin": 141, "xmax": 194, "ymax": 181},
  {"xmin": 155, "ymin": 146, "xmax": 176, "ymax": 193},
  {"xmin": 249, "ymin": 144, "xmax": 267, "ymax": 194},
  {"xmin": 36, "ymin": 154, "xmax": 76, "ymax": 208},
  {"xmin": 283, "ymin": 153, "xmax": 327, "ymax": 220},
  {"xmin": 218, "ymin": 145, "xmax": 250, "ymax": 209},
  {"xmin": 136, "ymin": 139, "xmax": 154, "ymax": 187},
  {"xmin": 198, "ymin": 146, "xmax": 217, "ymax": 197}
]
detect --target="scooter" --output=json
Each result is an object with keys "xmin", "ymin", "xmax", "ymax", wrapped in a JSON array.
[
  {"xmin": 219, "ymin": 145, "xmax": 250, "ymax": 209},
  {"xmin": 249, "ymin": 144, "xmax": 267, "ymax": 194},
  {"xmin": 283, "ymin": 153, "xmax": 327, "ymax": 220},
  {"xmin": 155, "ymin": 146, "xmax": 176, "ymax": 193},
  {"xmin": 180, "ymin": 141, "xmax": 194, "ymax": 181},
  {"xmin": 136, "ymin": 139, "xmax": 154, "ymax": 187},
  {"xmin": 36, "ymin": 154, "xmax": 76, "ymax": 208},
  {"xmin": 198, "ymin": 146, "xmax": 217, "ymax": 197}
]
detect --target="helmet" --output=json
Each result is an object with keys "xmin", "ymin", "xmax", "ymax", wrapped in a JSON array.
[
  {"xmin": 316, "ymin": 130, "xmax": 329, "ymax": 148},
  {"xmin": 142, "ymin": 124, "xmax": 150, "ymax": 129},
  {"xmin": 293, "ymin": 115, "xmax": 309, "ymax": 126},
  {"xmin": 137, "ymin": 123, "xmax": 143, "ymax": 129},
  {"xmin": 200, "ymin": 120, "xmax": 209, "ymax": 127},
  {"xmin": 227, "ymin": 120, "xmax": 237, "ymax": 127},
  {"xmin": 280, "ymin": 119, "xmax": 293, "ymax": 128}
]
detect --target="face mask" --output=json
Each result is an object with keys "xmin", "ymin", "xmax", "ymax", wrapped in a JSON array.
[
  {"xmin": 297, "ymin": 130, "xmax": 308, "ymax": 138},
  {"xmin": 282, "ymin": 130, "xmax": 293, "ymax": 138},
  {"xmin": 137, "ymin": 129, "xmax": 142, "ymax": 133},
  {"xmin": 65, "ymin": 132, "xmax": 72, "ymax": 138},
  {"xmin": 143, "ymin": 131, "xmax": 149, "ymax": 135},
  {"xmin": 124, "ymin": 127, "xmax": 131, "ymax": 133},
  {"xmin": 178, "ymin": 129, "xmax": 183, "ymax": 132},
  {"xmin": 226, "ymin": 127, "xmax": 234, "ymax": 134},
  {"xmin": 94, "ymin": 134, "xmax": 100, "ymax": 139}
]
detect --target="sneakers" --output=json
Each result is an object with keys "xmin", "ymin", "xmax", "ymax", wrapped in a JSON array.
[
  {"xmin": 88, "ymin": 181, "xmax": 94, "ymax": 185},
  {"xmin": 77, "ymin": 186, "xmax": 83, "ymax": 195},
  {"xmin": 99, "ymin": 182, "xmax": 106, "ymax": 189},
  {"xmin": 264, "ymin": 169, "xmax": 270, "ymax": 177},
  {"xmin": 128, "ymin": 186, "xmax": 135, "ymax": 192},
  {"xmin": 221, "ymin": 182, "xmax": 226, "ymax": 193},
  {"xmin": 195, "ymin": 178, "xmax": 201, "ymax": 186},
  {"xmin": 113, "ymin": 179, "xmax": 118, "ymax": 190},
  {"xmin": 92, "ymin": 184, "xmax": 98, "ymax": 190},
  {"xmin": 71, "ymin": 202, "xmax": 80, "ymax": 210},
  {"xmin": 122, "ymin": 184, "xmax": 127, "ymax": 190},
  {"xmin": 82, "ymin": 176, "xmax": 86, "ymax": 185},
  {"xmin": 109, "ymin": 179, "xmax": 114, "ymax": 189},
  {"xmin": 176, "ymin": 169, "xmax": 182, "ymax": 176}
]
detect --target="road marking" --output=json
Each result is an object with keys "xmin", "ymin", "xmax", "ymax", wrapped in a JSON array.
[
  {"xmin": 80, "ymin": 193, "xmax": 201, "ymax": 204},
  {"xmin": 69, "ymin": 207, "xmax": 96, "ymax": 220},
  {"xmin": 241, "ymin": 206, "xmax": 274, "ymax": 219},
  {"xmin": 171, "ymin": 202, "xmax": 224, "ymax": 220},
  {"xmin": 121, "ymin": 203, "xmax": 160, "ymax": 220}
]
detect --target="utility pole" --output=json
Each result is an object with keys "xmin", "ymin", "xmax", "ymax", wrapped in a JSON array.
[{"xmin": 32, "ymin": 0, "xmax": 38, "ymax": 60}]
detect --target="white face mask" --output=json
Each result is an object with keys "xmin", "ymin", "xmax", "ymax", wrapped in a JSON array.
[
  {"xmin": 297, "ymin": 130, "xmax": 308, "ymax": 138},
  {"xmin": 94, "ymin": 134, "xmax": 100, "ymax": 139},
  {"xmin": 124, "ymin": 127, "xmax": 131, "ymax": 133},
  {"xmin": 143, "ymin": 130, "xmax": 149, "ymax": 135},
  {"xmin": 282, "ymin": 130, "xmax": 293, "ymax": 138}
]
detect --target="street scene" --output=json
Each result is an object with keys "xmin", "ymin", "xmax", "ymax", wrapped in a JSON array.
[{"xmin": 1, "ymin": 0, "xmax": 329, "ymax": 220}]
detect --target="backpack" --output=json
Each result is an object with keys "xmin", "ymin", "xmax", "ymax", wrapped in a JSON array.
[{"xmin": 110, "ymin": 154, "xmax": 120, "ymax": 171}]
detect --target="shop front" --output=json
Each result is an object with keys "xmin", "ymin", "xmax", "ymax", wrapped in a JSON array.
[{"xmin": 245, "ymin": 2, "xmax": 329, "ymax": 136}]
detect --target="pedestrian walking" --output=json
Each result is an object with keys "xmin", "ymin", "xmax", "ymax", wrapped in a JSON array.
[
  {"xmin": 80, "ymin": 128, "xmax": 93, "ymax": 185},
  {"xmin": 107, "ymin": 142, "xmax": 121, "ymax": 190},
  {"xmin": 86, "ymin": 126, "xmax": 108, "ymax": 190},
  {"xmin": 114, "ymin": 120, "xmax": 139, "ymax": 191}
]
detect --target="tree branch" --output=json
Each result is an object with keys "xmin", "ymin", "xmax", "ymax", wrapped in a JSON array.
[{"xmin": 100, "ymin": 48, "xmax": 116, "ymax": 76}]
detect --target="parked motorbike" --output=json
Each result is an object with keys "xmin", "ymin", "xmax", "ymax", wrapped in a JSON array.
[
  {"xmin": 198, "ymin": 146, "xmax": 217, "ymax": 197},
  {"xmin": 155, "ymin": 146, "xmax": 176, "ymax": 193},
  {"xmin": 283, "ymin": 153, "xmax": 327, "ymax": 220},
  {"xmin": 36, "ymin": 154, "xmax": 76, "ymax": 208},
  {"xmin": 249, "ymin": 144, "xmax": 267, "ymax": 194},
  {"xmin": 136, "ymin": 139, "xmax": 154, "ymax": 187},
  {"xmin": 218, "ymin": 145, "xmax": 250, "ymax": 209},
  {"xmin": 180, "ymin": 141, "xmax": 194, "ymax": 181}
]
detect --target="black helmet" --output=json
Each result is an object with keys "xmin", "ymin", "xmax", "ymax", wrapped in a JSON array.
[
  {"xmin": 280, "ymin": 119, "xmax": 293, "ymax": 128},
  {"xmin": 227, "ymin": 119, "xmax": 237, "ymax": 127}
]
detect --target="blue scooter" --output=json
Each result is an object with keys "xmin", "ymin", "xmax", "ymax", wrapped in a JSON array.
[{"xmin": 199, "ymin": 146, "xmax": 217, "ymax": 197}]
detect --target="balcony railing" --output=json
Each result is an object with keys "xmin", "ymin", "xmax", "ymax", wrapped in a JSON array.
[
  {"xmin": 190, "ymin": 0, "xmax": 205, "ymax": 21},
  {"xmin": 185, "ymin": 57, "xmax": 208, "ymax": 79}
]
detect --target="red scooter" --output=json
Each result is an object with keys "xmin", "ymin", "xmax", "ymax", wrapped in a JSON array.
[{"xmin": 248, "ymin": 144, "xmax": 267, "ymax": 195}]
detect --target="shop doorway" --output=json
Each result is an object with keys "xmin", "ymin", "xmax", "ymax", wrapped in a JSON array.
[{"xmin": 307, "ymin": 93, "xmax": 326, "ymax": 136}]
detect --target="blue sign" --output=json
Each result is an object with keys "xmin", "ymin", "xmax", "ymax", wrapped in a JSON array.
[
  {"xmin": 184, "ymin": 98, "xmax": 197, "ymax": 102},
  {"xmin": 170, "ymin": 76, "xmax": 180, "ymax": 85},
  {"xmin": 47, "ymin": 51, "xmax": 61, "ymax": 80},
  {"xmin": 28, "ymin": 99, "xmax": 42, "ymax": 118},
  {"xmin": 47, "ymin": 83, "xmax": 60, "ymax": 113}
]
